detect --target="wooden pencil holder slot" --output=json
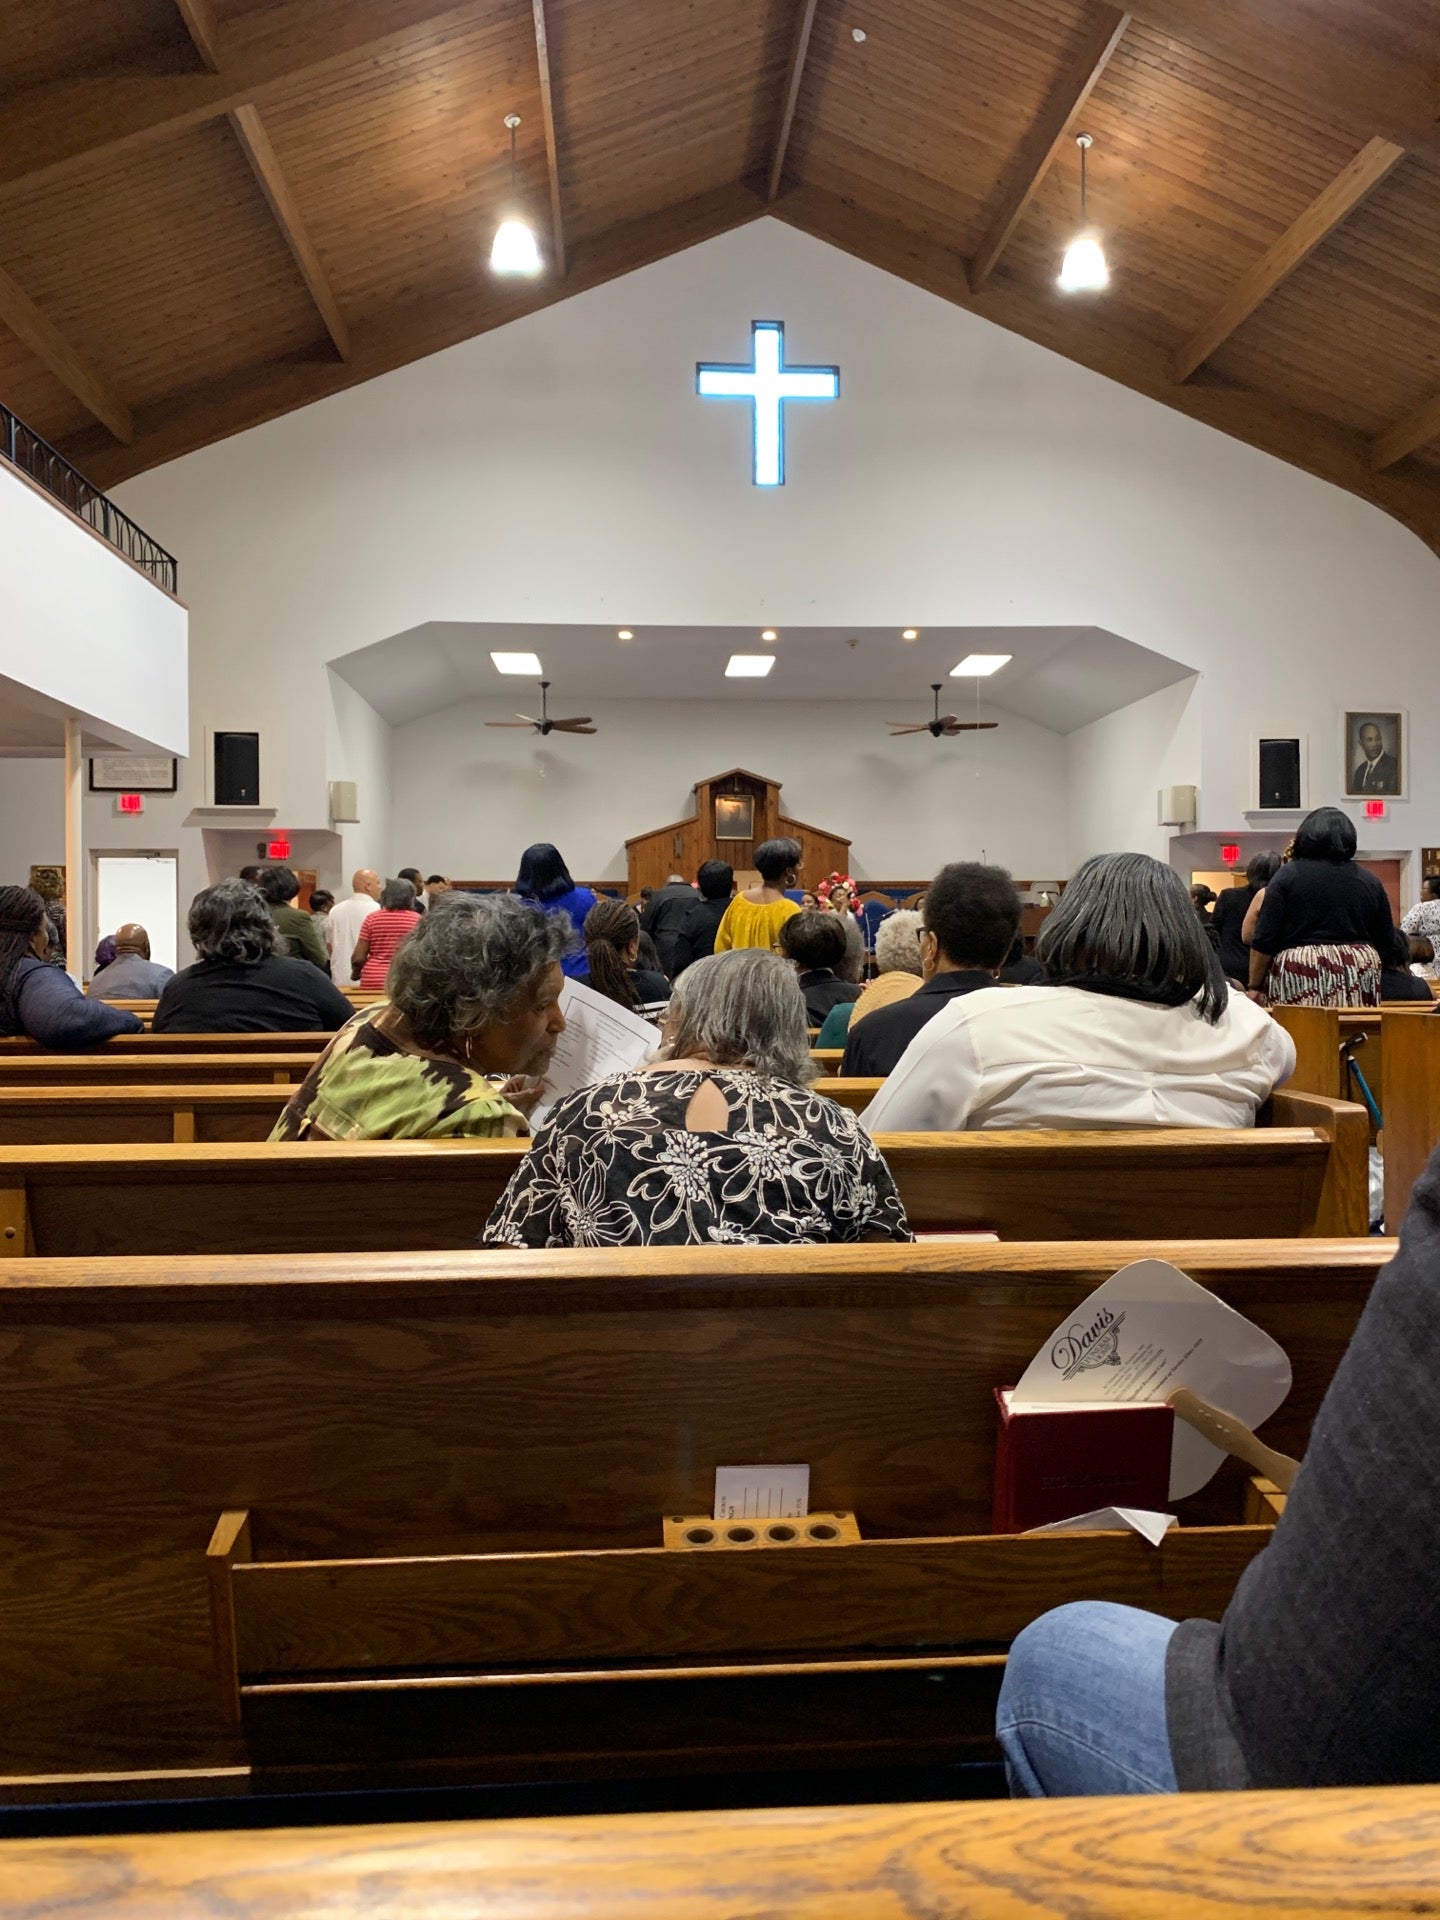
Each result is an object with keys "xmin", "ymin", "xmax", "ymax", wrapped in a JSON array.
[{"xmin": 662, "ymin": 1510, "xmax": 861, "ymax": 1551}]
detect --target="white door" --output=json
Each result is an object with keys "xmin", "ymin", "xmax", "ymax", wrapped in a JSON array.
[{"xmin": 95, "ymin": 853, "xmax": 179, "ymax": 971}]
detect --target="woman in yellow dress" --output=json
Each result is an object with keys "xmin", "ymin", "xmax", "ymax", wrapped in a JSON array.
[{"xmin": 714, "ymin": 837, "xmax": 803, "ymax": 954}]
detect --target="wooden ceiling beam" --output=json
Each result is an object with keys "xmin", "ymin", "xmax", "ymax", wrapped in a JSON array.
[
  {"xmin": 1173, "ymin": 136, "xmax": 1406, "ymax": 382},
  {"xmin": 1097, "ymin": 0, "xmax": 1440, "ymax": 143},
  {"xmin": 228, "ymin": 104, "xmax": 349, "ymax": 360},
  {"xmin": 767, "ymin": 0, "xmax": 819, "ymax": 203},
  {"xmin": 172, "ymin": 0, "xmax": 222, "ymax": 72},
  {"xmin": 771, "ymin": 183, "xmax": 1440, "ymax": 562},
  {"xmin": 1371, "ymin": 393, "xmax": 1440, "ymax": 472},
  {"xmin": 531, "ymin": 0, "xmax": 566, "ymax": 277},
  {"xmin": 0, "ymin": 265, "xmax": 132, "ymax": 443},
  {"xmin": 0, "ymin": 0, "xmax": 481, "ymax": 199},
  {"xmin": 61, "ymin": 180, "xmax": 768, "ymax": 491},
  {"xmin": 968, "ymin": 8, "xmax": 1129, "ymax": 293}
]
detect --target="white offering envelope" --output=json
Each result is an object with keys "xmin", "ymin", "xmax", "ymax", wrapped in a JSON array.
[
  {"xmin": 1025, "ymin": 1508, "xmax": 1177, "ymax": 1547},
  {"xmin": 1009, "ymin": 1259, "xmax": 1292, "ymax": 1499}
]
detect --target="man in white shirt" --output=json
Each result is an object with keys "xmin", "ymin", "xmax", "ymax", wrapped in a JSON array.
[
  {"xmin": 862, "ymin": 852, "xmax": 1295, "ymax": 1135},
  {"xmin": 325, "ymin": 869, "xmax": 382, "ymax": 984}
]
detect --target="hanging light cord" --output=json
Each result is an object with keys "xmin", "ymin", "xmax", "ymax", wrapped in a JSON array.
[{"xmin": 1077, "ymin": 132, "xmax": 1092, "ymax": 225}]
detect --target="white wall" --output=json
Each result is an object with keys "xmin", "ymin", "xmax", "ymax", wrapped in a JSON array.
[
  {"xmin": 326, "ymin": 671, "xmax": 393, "ymax": 880},
  {"xmin": 1065, "ymin": 678, "xmax": 1201, "ymax": 868},
  {"xmin": 0, "ymin": 462, "xmax": 187, "ymax": 754},
  {"xmin": 391, "ymin": 694, "xmax": 1065, "ymax": 881},
  {"xmin": 88, "ymin": 216, "xmax": 1440, "ymax": 910}
]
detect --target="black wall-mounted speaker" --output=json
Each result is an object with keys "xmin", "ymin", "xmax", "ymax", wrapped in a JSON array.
[
  {"xmin": 214, "ymin": 731, "xmax": 260, "ymax": 806},
  {"xmin": 1258, "ymin": 738, "xmax": 1301, "ymax": 811}
]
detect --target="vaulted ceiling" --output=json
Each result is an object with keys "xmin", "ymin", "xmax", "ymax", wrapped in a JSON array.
[{"xmin": 4, "ymin": 0, "xmax": 1440, "ymax": 552}]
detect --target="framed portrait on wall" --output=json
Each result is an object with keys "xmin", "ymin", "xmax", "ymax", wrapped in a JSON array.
[
  {"xmin": 1342, "ymin": 710, "xmax": 1406, "ymax": 800},
  {"xmin": 88, "ymin": 754, "xmax": 178, "ymax": 793},
  {"xmin": 714, "ymin": 794, "xmax": 755, "ymax": 839}
]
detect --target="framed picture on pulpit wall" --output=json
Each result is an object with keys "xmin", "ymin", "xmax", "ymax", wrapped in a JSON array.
[
  {"xmin": 1342, "ymin": 710, "xmax": 1405, "ymax": 800},
  {"xmin": 714, "ymin": 794, "xmax": 755, "ymax": 839}
]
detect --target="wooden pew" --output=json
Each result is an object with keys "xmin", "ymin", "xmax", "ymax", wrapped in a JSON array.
[
  {"xmin": 0, "ymin": 1054, "xmax": 312, "ymax": 1089},
  {"xmin": 0, "ymin": 1237, "xmax": 1387, "ymax": 1798},
  {"xmin": 7, "ymin": 1786, "xmax": 1438, "ymax": 1917},
  {"xmin": 0, "ymin": 1030, "xmax": 329, "ymax": 1057},
  {"xmin": 0, "ymin": 1095, "xmax": 1367, "ymax": 1251},
  {"xmin": 1382, "ymin": 1009, "xmax": 1440, "ymax": 1231},
  {"xmin": 0, "ymin": 1085, "xmax": 292, "ymax": 1145}
]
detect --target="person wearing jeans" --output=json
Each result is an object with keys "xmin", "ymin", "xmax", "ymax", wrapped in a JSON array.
[{"xmin": 997, "ymin": 1146, "xmax": 1440, "ymax": 1795}]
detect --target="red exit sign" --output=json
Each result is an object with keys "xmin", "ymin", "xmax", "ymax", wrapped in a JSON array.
[
  {"xmin": 266, "ymin": 837, "xmax": 291, "ymax": 860},
  {"xmin": 117, "ymin": 792, "xmax": 143, "ymax": 815},
  {"xmin": 1364, "ymin": 800, "xmax": 1387, "ymax": 820},
  {"xmin": 1220, "ymin": 843, "xmax": 1240, "ymax": 866}
]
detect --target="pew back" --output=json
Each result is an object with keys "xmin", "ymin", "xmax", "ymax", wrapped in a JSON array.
[
  {"xmin": 0, "ymin": 1098, "xmax": 1366, "ymax": 1253},
  {"xmin": 0, "ymin": 1238, "xmax": 1387, "ymax": 1793},
  {"xmin": 0, "ymin": 1031, "xmax": 329, "ymax": 1056}
]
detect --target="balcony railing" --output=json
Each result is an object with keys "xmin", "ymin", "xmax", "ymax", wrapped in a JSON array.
[{"xmin": 1, "ymin": 402, "xmax": 177, "ymax": 595}]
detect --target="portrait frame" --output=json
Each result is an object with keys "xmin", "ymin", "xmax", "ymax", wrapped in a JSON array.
[
  {"xmin": 1341, "ymin": 709, "xmax": 1406, "ymax": 802},
  {"xmin": 714, "ymin": 794, "xmax": 755, "ymax": 840}
]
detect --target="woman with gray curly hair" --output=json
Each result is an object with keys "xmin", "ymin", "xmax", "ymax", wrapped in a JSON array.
[
  {"xmin": 153, "ymin": 880, "xmax": 354, "ymax": 1034},
  {"xmin": 815, "ymin": 907, "xmax": 924, "ymax": 1048},
  {"xmin": 272, "ymin": 891, "xmax": 568, "ymax": 1139},
  {"xmin": 483, "ymin": 947, "xmax": 910, "ymax": 1247}
]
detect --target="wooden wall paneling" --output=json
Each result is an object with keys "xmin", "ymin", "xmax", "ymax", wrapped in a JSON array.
[
  {"xmin": 967, "ymin": 5, "xmax": 1130, "ymax": 291},
  {"xmin": 545, "ymin": 0, "xmax": 790, "ymax": 241},
  {"xmin": 0, "ymin": 122, "xmax": 330, "ymax": 415},
  {"xmin": 251, "ymin": 8, "xmax": 548, "ymax": 329},
  {"xmin": 9, "ymin": 1786, "xmax": 1440, "ymax": 1917},
  {"xmin": 0, "ymin": 263, "xmax": 132, "ymax": 442},
  {"xmin": 766, "ymin": 0, "xmax": 820, "ymax": 202},
  {"xmin": 531, "ymin": 0, "xmax": 566, "ymax": 274},
  {"xmin": 0, "ymin": 0, "xmax": 196, "ymax": 100},
  {"xmin": 0, "ymin": 0, "xmax": 482, "ymax": 199},
  {"xmin": 172, "ymin": 0, "xmax": 222, "ymax": 73},
  {"xmin": 62, "ymin": 180, "xmax": 767, "ymax": 488},
  {"xmin": 227, "ymin": 105, "xmax": 350, "ymax": 358},
  {"xmin": 1172, "ymin": 136, "xmax": 1406, "ymax": 381},
  {"xmin": 770, "ymin": 184, "xmax": 1440, "ymax": 561},
  {"xmin": 0, "ymin": 1238, "xmax": 1385, "ymax": 1777}
]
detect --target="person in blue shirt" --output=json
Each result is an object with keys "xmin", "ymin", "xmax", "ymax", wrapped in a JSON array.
[
  {"xmin": 0, "ymin": 886, "xmax": 143, "ymax": 1048},
  {"xmin": 513, "ymin": 843, "xmax": 597, "ymax": 979}
]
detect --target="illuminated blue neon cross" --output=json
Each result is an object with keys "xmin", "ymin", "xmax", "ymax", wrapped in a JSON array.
[{"xmin": 696, "ymin": 320, "xmax": 839, "ymax": 486}]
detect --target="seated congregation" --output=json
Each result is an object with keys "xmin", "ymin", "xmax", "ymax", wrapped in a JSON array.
[{"xmin": 3, "ymin": 820, "xmax": 1439, "ymax": 1820}]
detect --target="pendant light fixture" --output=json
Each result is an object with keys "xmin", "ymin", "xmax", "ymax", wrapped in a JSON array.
[
  {"xmin": 1057, "ymin": 132, "xmax": 1109, "ymax": 293},
  {"xmin": 490, "ymin": 113, "xmax": 542, "ymax": 276}
]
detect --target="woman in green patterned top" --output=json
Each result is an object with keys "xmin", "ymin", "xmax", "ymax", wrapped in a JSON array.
[{"xmin": 272, "ymin": 893, "xmax": 568, "ymax": 1141}]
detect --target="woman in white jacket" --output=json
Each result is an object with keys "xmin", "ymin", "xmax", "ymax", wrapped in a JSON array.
[{"xmin": 861, "ymin": 852, "xmax": 1294, "ymax": 1135}]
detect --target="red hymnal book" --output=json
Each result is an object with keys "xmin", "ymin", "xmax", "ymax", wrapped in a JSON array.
[{"xmin": 991, "ymin": 1388, "xmax": 1175, "ymax": 1532}]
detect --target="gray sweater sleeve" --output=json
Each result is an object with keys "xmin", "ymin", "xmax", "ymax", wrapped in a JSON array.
[{"xmin": 1165, "ymin": 1155, "xmax": 1440, "ymax": 1789}]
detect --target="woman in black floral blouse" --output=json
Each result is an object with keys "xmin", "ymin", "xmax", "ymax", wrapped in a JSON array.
[{"xmin": 482, "ymin": 948, "xmax": 911, "ymax": 1248}]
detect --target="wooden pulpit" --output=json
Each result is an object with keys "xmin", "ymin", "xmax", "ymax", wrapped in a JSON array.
[{"xmin": 625, "ymin": 768, "xmax": 851, "ymax": 892}]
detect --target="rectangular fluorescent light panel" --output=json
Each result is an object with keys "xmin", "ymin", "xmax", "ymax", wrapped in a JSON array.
[
  {"xmin": 950, "ymin": 653, "xmax": 1012, "ymax": 677},
  {"xmin": 725, "ymin": 654, "xmax": 776, "ymax": 678},
  {"xmin": 491, "ymin": 651, "xmax": 543, "ymax": 675}
]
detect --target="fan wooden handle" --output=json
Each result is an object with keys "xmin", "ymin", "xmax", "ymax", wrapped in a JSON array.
[{"xmin": 1168, "ymin": 1388, "xmax": 1299, "ymax": 1493}]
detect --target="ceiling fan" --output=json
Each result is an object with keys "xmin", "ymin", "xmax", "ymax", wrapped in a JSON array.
[
  {"xmin": 484, "ymin": 680, "xmax": 596, "ymax": 736},
  {"xmin": 887, "ymin": 683, "xmax": 999, "ymax": 738}
]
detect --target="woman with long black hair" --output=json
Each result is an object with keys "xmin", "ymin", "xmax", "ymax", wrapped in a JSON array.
[
  {"xmin": 578, "ymin": 898, "xmax": 670, "ymax": 1016},
  {"xmin": 0, "ymin": 886, "xmax": 143, "ymax": 1047},
  {"xmin": 513, "ymin": 843, "xmax": 597, "ymax": 979}
]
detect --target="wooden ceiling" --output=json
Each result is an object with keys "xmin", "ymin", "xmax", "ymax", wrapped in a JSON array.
[{"xmin": 4, "ymin": 0, "xmax": 1440, "ymax": 551}]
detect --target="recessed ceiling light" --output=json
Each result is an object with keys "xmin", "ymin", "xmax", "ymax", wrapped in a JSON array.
[
  {"xmin": 902, "ymin": 628, "xmax": 919, "ymax": 640},
  {"xmin": 491, "ymin": 651, "xmax": 543, "ymax": 675},
  {"xmin": 617, "ymin": 629, "xmax": 633, "ymax": 641},
  {"xmin": 760, "ymin": 628, "xmax": 778, "ymax": 642},
  {"xmin": 950, "ymin": 653, "xmax": 1012, "ymax": 677},
  {"xmin": 726, "ymin": 654, "xmax": 776, "ymax": 678}
]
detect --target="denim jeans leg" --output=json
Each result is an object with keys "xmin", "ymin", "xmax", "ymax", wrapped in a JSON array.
[{"xmin": 996, "ymin": 1600, "xmax": 1179, "ymax": 1796}]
